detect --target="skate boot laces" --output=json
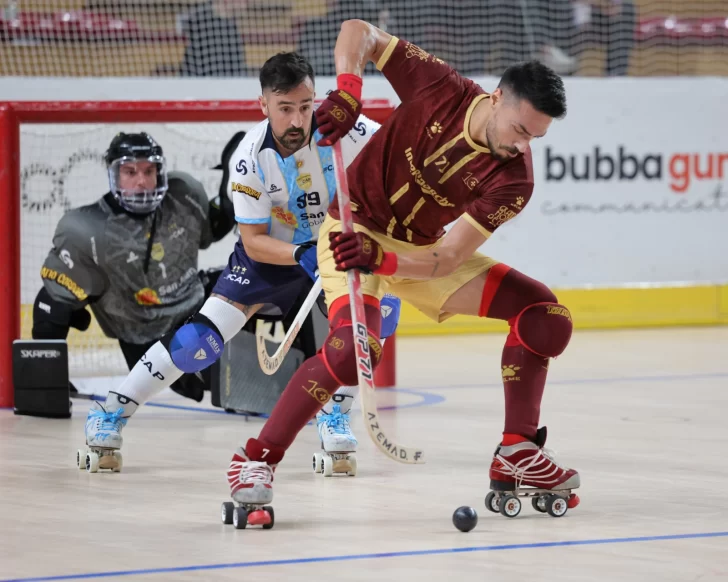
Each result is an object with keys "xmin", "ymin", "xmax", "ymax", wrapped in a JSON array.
[
  {"xmin": 497, "ymin": 446, "xmax": 567, "ymax": 490},
  {"xmin": 89, "ymin": 407, "xmax": 127, "ymax": 438},
  {"xmin": 323, "ymin": 404, "xmax": 351, "ymax": 435},
  {"xmin": 229, "ymin": 459, "xmax": 273, "ymax": 486}
]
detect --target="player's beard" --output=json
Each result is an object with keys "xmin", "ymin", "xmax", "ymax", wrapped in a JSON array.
[
  {"xmin": 276, "ymin": 127, "xmax": 309, "ymax": 153},
  {"xmin": 485, "ymin": 119, "xmax": 519, "ymax": 162}
]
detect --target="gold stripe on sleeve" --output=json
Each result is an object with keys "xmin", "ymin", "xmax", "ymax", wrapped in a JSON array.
[
  {"xmin": 376, "ymin": 36, "xmax": 400, "ymax": 71},
  {"xmin": 462, "ymin": 213, "xmax": 492, "ymax": 239}
]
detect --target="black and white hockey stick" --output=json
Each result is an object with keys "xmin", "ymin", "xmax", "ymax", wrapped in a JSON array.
[{"xmin": 256, "ymin": 276, "xmax": 323, "ymax": 375}]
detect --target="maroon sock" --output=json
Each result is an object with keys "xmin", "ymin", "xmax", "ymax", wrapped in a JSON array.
[
  {"xmin": 480, "ymin": 264, "xmax": 557, "ymax": 440},
  {"xmin": 257, "ymin": 296, "xmax": 382, "ymax": 452},
  {"xmin": 500, "ymin": 334, "xmax": 550, "ymax": 439},
  {"xmin": 258, "ymin": 353, "xmax": 340, "ymax": 450}
]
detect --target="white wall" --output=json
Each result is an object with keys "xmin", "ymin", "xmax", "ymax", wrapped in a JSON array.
[{"xmin": 10, "ymin": 76, "xmax": 728, "ymax": 298}]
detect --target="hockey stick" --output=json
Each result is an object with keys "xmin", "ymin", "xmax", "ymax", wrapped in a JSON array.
[
  {"xmin": 331, "ymin": 141, "xmax": 425, "ymax": 465},
  {"xmin": 256, "ymin": 276, "xmax": 323, "ymax": 375}
]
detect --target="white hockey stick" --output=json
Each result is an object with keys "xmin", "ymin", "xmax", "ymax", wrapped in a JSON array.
[
  {"xmin": 331, "ymin": 141, "xmax": 425, "ymax": 465},
  {"xmin": 256, "ymin": 276, "xmax": 323, "ymax": 375}
]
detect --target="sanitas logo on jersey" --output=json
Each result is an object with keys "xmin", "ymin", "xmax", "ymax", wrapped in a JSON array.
[
  {"xmin": 232, "ymin": 182, "xmax": 262, "ymax": 200},
  {"xmin": 135, "ymin": 287, "xmax": 161, "ymax": 305},
  {"xmin": 271, "ymin": 206, "xmax": 298, "ymax": 227}
]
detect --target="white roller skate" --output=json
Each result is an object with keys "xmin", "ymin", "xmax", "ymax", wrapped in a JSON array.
[
  {"xmin": 222, "ymin": 444, "xmax": 277, "ymax": 530},
  {"xmin": 76, "ymin": 392, "xmax": 138, "ymax": 473},
  {"xmin": 313, "ymin": 403, "xmax": 358, "ymax": 477},
  {"xmin": 485, "ymin": 427, "xmax": 581, "ymax": 519}
]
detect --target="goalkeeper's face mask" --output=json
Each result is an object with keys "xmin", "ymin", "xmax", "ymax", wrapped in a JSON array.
[{"xmin": 108, "ymin": 157, "xmax": 168, "ymax": 214}]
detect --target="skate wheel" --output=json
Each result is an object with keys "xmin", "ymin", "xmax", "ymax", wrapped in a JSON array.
[
  {"xmin": 567, "ymin": 493, "xmax": 580, "ymax": 509},
  {"xmin": 322, "ymin": 455, "xmax": 334, "ymax": 477},
  {"xmin": 111, "ymin": 451, "xmax": 123, "ymax": 473},
  {"xmin": 531, "ymin": 495, "xmax": 547, "ymax": 513},
  {"xmin": 484, "ymin": 491, "xmax": 500, "ymax": 513},
  {"xmin": 85, "ymin": 451, "xmax": 100, "ymax": 473},
  {"xmin": 312, "ymin": 452, "xmax": 323, "ymax": 474},
  {"xmin": 499, "ymin": 494, "xmax": 521, "ymax": 518},
  {"xmin": 346, "ymin": 455, "xmax": 357, "ymax": 477},
  {"xmin": 232, "ymin": 506, "xmax": 248, "ymax": 529},
  {"xmin": 221, "ymin": 502, "xmax": 234, "ymax": 525},
  {"xmin": 546, "ymin": 495, "xmax": 568, "ymax": 518},
  {"xmin": 76, "ymin": 448, "xmax": 87, "ymax": 470},
  {"xmin": 262, "ymin": 506, "xmax": 275, "ymax": 530}
]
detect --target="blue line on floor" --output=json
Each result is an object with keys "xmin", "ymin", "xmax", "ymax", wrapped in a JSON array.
[
  {"xmin": 3, "ymin": 372, "xmax": 724, "ymax": 414},
  {"xmin": 3, "ymin": 531, "xmax": 727, "ymax": 582}
]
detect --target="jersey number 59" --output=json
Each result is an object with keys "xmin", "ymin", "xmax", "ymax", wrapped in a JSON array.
[{"xmin": 296, "ymin": 191, "xmax": 321, "ymax": 209}]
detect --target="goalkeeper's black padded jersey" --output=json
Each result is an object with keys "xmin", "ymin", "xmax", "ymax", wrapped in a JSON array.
[{"xmin": 40, "ymin": 171, "xmax": 215, "ymax": 344}]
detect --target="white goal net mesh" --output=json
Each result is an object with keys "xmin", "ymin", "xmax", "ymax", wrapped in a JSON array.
[
  {"xmin": 1, "ymin": 1, "xmax": 727, "ymax": 78},
  {"xmin": 20, "ymin": 119, "xmax": 260, "ymax": 377}
]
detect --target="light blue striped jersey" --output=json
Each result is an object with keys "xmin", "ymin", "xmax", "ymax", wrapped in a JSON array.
[{"xmin": 229, "ymin": 114, "xmax": 379, "ymax": 244}]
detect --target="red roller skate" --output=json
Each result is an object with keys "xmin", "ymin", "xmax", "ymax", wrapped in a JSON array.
[
  {"xmin": 220, "ymin": 439, "xmax": 282, "ymax": 530},
  {"xmin": 485, "ymin": 427, "xmax": 580, "ymax": 518}
]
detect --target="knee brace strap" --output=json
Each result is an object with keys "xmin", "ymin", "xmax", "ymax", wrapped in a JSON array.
[
  {"xmin": 163, "ymin": 313, "xmax": 224, "ymax": 373},
  {"xmin": 321, "ymin": 324, "xmax": 383, "ymax": 387},
  {"xmin": 510, "ymin": 302, "xmax": 573, "ymax": 358}
]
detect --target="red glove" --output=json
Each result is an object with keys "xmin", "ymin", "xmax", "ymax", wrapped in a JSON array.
[
  {"xmin": 328, "ymin": 231, "xmax": 398, "ymax": 275},
  {"xmin": 315, "ymin": 74, "xmax": 363, "ymax": 147}
]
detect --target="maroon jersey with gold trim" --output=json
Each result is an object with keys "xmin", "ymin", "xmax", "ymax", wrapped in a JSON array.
[{"xmin": 329, "ymin": 37, "xmax": 533, "ymax": 245}]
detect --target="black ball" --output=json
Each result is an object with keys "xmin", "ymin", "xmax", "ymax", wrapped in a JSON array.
[{"xmin": 452, "ymin": 506, "xmax": 478, "ymax": 532}]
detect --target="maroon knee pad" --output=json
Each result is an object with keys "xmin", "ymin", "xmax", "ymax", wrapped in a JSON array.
[
  {"xmin": 510, "ymin": 302, "xmax": 573, "ymax": 358},
  {"xmin": 321, "ymin": 324, "xmax": 384, "ymax": 386},
  {"xmin": 320, "ymin": 299, "xmax": 383, "ymax": 386}
]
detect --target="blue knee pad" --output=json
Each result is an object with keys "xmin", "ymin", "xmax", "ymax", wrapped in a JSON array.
[
  {"xmin": 380, "ymin": 294, "xmax": 401, "ymax": 340},
  {"xmin": 167, "ymin": 318, "xmax": 224, "ymax": 374}
]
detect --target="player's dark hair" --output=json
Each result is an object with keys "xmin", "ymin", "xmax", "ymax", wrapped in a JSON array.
[
  {"xmin": 259, "ymin": 52, "xmax": 315, "ymax": 94},
  {"xmin": 498, "ymin": 61, "xmax": 567, "ymax": 120}
]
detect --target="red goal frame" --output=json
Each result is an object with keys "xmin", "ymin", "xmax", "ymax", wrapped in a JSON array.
[{"xmin": 0, "ymin": 100, "xmax": 396, "ymax": 407}]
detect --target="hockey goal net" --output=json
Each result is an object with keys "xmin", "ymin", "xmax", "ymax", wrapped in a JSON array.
[{"xmin": 0, "ymin": 99, "xmax": 395, "ymax": 407}]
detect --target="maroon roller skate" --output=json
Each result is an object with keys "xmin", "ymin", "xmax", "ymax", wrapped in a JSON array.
[
  {"xmin": 485, "ymin": 427, "xmax": 580, "ymax": 518},
  {"xmin": 220, "ymin": 439, "xmax": 283, "ymax": 530}
]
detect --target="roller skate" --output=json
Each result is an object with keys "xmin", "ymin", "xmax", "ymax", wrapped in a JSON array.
[
  {"xmin": 484, "ymin": 427, "xmax": 580, "ymax": 518},
  {"xmin": 76, "ymin": 392, "xmax": 138, "ymax": 473},
  {"xmin": 313, "ymin": 403, "xmax": 358, "ymax": 477},
  {"xmin": 222, "ymin": 439, "xmax": 280, "ymax": 530}
]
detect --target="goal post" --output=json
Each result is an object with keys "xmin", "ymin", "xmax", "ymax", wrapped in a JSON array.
[{"xmin": 0, "ymin": 99, "xmax": 395, "ymax": 408}]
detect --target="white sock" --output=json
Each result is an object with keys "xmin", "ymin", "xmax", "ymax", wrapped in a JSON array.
[
  {"xmin": 114, "ymin": 341, "xmax": 183, "ymax": 407},
  {"xmin": 114, "ymin": 297, "xmax": 248, "ymax": 409},
  {"xmin": 199, "ymin": 296, "xmax": 248, "ymax": 343},
  {"xmin": 322, "ymin": 385, "xmax": 358, "ymax": 415}
]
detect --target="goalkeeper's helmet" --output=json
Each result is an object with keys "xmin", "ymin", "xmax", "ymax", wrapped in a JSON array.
[{"xmin": 105, "ymin": 132, "xmax": 168, "ymax": 214}]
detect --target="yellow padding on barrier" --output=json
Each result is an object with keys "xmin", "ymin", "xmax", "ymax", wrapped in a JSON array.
[
  {"xmin": 19, "ymin": 284, "xmax": 728, "ymax": 344},
  {"xmin": 396, "ymin": 284, "xmax": 728, "ymax": 336}
]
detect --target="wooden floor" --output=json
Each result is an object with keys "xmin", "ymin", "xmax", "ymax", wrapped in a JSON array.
[{"xmin": 2, "ymin": 327, "xmax": 728, "ymax": 582}]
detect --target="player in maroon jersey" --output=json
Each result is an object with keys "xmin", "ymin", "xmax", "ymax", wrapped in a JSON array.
[{"xmin": 226, "ymin": 21, "xmax": 580, "ymax": 518}]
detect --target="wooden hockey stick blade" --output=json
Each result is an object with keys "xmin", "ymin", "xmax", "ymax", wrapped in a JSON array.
[
  {"xmin": 256, "ymin": 276, "xmax": 323, "ymax": 375},
  {"xmin": 332, "ymin": 141, "xmax": 425, "ymax": 465}
]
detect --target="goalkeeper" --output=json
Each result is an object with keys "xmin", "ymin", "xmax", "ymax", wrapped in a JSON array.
[{"xmin": 31, "ymin": 131, "xmax": 237, "ymax": 402}]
